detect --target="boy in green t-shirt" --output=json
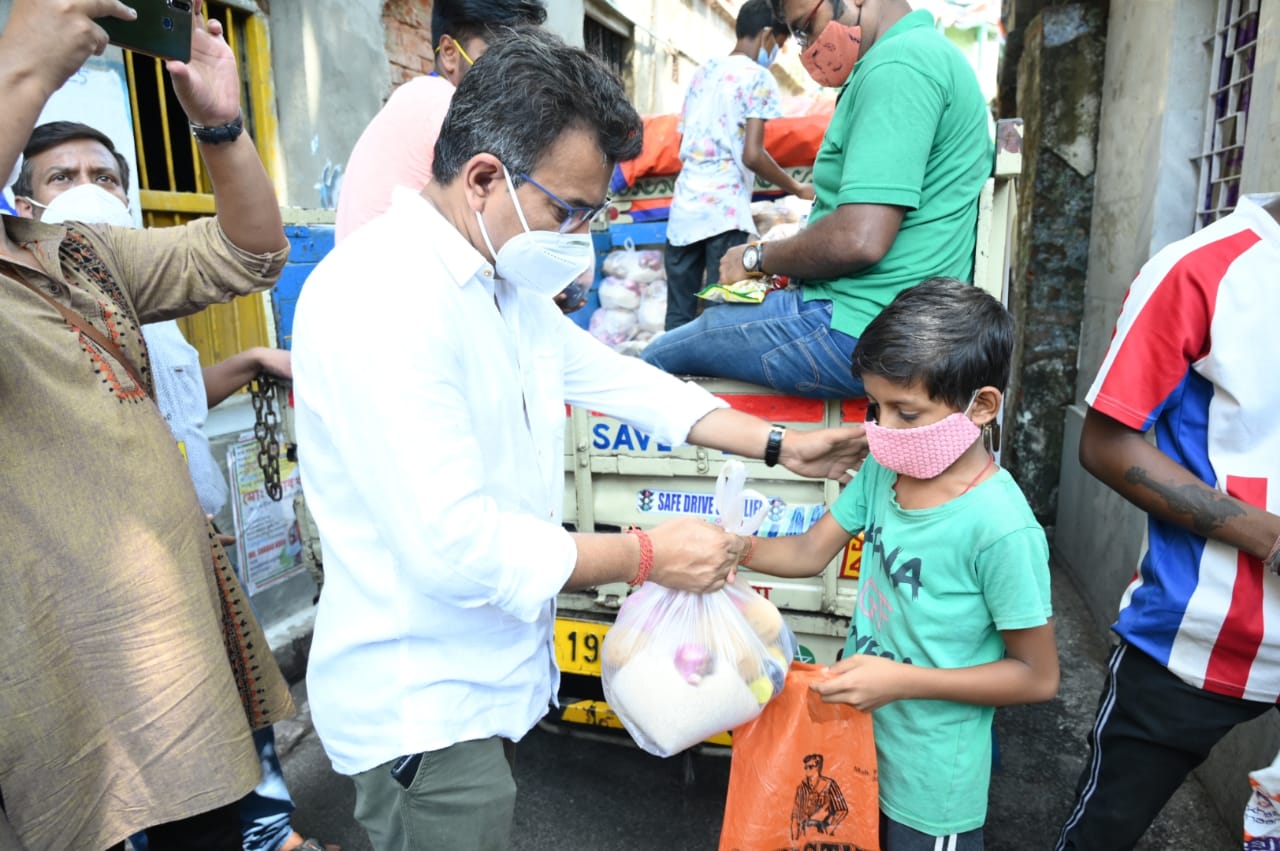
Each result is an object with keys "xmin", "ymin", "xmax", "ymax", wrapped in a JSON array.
[{"xmin": 740, "ymin": 278, "xmax": 1059, "ymax": 849}]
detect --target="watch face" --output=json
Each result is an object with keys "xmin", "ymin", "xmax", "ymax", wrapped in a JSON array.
[{"xmin": 743, "ymin": 245, "xmax": 759, "ymax": 271}]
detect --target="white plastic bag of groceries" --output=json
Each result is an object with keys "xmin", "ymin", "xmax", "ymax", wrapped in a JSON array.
[
  {"xmin": 600, "ymin": 461, "xmax": 793, "ymax": 757},
  {"xmin": 1244, "ymin": 750, "xmax": 1280, "ymax": 849},
  {"xmin": 601, "ymin": 581, "xmax": 797, "ymax": 757}
]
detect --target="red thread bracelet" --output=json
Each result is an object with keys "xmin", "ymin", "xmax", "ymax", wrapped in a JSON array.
[
  {"xmin": 738, "ymin": 535, "xmax": 757, "ymax": 567},
  {"xmin": 626, "ymin": 526, "xmax": 654, "ymax": 586}
]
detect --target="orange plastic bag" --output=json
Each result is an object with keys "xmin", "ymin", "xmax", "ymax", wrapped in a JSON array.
[{"xmin": 719, "ymin": 662, "xmax": 879, "ymax": 851}]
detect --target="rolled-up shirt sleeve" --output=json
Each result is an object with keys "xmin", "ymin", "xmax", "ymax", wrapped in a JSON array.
[{"xmin": 93, "ymin": 216, "xmax": 288, "ymax": 323}]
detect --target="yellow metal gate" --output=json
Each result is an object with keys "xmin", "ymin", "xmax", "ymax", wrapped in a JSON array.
[{"xmin": 123, "ymin": 1, "xmax": 282, "ymax": 364}]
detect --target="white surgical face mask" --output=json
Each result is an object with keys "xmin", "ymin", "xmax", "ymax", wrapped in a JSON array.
[
  {"xmin": 40, "ymin": 183, "xmax": 135, "ymax": 228},
  {"xmin": 474, "ymin": 166, "xmax": 595, "ymax": 299}
]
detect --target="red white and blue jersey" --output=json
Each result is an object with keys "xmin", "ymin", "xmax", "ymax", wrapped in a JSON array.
[{"xmin": 1087, "ymin": 193, "xmax": 1280, "ymax": 702}]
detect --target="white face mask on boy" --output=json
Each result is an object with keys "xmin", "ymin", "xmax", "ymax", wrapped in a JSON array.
[{"xmin": 474, "ymin": 166, "xmax": 595, "ymax": 300}]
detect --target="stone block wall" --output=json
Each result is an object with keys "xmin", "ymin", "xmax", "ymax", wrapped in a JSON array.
[{"xmin": 1003, "ymin": 4, "xmax": 1106, "ymax": 534}]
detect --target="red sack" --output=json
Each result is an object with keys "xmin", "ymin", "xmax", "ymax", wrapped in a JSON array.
[{"xmin": 719, "ymin": 662, "xmax": 879, "ymax": 851}]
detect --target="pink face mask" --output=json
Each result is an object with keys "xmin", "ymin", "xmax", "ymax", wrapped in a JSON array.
[
  {"xmin": 799, "ymin": 6, "xmax": 863, "ymax": 88},
  {"xmin": 864, "ymin": 396, "xmax": 982, "ymax": 480}
]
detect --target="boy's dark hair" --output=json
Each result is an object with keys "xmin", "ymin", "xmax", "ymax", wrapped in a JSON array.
[
  {"xmin": 737, "ymin": 0, "xmax": 777, "ymax": 38},
  {"xmin": 433, "ymin": 27, "xmax": 643, "ymax": 186},
  {"xmin": 852, "ymin": 278, "xmax": 1014, "ymax": 410},
  {"xmin": 432, "ymin": 0, "xmax": 547, "ymax": 48},
  {"xmin": 12, "ymin": 121, "xmax": 131, "ymax": 199}
]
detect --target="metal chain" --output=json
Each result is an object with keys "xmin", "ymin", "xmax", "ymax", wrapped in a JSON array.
[{"xmin": 249, "ymin": 371, "xmax": 284, "ymax": 502}]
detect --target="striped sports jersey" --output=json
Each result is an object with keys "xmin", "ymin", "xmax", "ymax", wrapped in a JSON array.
[{"xmin": 1087, "ymin": 193, "xmax": 1280, "ymax": 701}]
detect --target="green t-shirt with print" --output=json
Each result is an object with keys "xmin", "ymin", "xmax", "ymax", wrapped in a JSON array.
[
  {"xmin": 803, "ymin": 10, "xmax": 994, "ymax": 338},
  {"xmin": 829, "ymin": 456, "xmax": 1052, "ymax": 835}
]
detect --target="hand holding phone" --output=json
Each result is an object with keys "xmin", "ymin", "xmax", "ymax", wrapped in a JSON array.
[{"xmin": 96, "ymin": 0, "xmax": 194, "ymax": 63}]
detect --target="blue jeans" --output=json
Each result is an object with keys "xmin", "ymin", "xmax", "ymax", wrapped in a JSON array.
[
  {"xmin": 640, "ymin": 287, "xmax": 865, "ymax": 399},
  {"xmin": 130, "ymin": 727, "xmax": 294, "ymax": 851}
]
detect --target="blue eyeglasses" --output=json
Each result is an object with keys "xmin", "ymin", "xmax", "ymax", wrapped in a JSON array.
[{"xmin": 517, "ymin": 172, "xmax": 611, "ymax": 233}]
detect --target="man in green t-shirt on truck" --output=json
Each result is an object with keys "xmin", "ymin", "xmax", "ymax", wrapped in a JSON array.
[{"xmin": 642, "ymin": 0, "xmax": 993, "ymax": 399}]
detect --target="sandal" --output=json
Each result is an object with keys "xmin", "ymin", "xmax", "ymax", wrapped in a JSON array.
[{"xmin": 296, "ymin": 840, "xmax": 340, "ymax": 851}]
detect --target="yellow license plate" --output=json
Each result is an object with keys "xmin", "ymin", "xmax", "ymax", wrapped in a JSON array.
[{"xmin": 554, "ymin": 618, "xmax": 610, "ymax": 676}]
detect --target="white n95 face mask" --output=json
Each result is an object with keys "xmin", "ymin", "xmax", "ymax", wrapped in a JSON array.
[
  {"xmin": 475, "ymin": 166, "xmax": 595, "ymax": 299},
  {"xmin": 41, "ymin": 183, "xmax": 135, "ymax": 229}
]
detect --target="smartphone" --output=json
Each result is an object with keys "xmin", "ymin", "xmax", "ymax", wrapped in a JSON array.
[
  {"xmin": 96, "ymin": 0, "xmax": 194, "ymax": 64},
  {"xmin": 389, "ymin": 752, "xmax": 423, "ymax": 790}
]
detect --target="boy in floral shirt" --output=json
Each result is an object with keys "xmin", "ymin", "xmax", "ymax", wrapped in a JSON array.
[{"xmin": 662, "ymin": 0, "xmax": 812, "ymax": 330}]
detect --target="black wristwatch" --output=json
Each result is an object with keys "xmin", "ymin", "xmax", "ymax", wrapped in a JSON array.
[
  {"xmin": 764, "ymin": 424, "xmax": 786, "ymax": 467},
  {"xmin": 742, "ymin": 242, "xmax": 765, "ymax": 277},
  {"xmin": 190, "ymin": 111, "xmax": 245, "ymax": 145}
]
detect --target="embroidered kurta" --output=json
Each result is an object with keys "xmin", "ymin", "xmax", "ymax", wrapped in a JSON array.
[{"xmin": 0, "ymin": 214, "xmax": 292, "ymax": 851}]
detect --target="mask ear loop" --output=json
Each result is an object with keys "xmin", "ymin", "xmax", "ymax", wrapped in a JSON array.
[
  {"xmin": 964, "ymin": 388, "xmax": 1000, "ymax": 451},
  {"xmin": 500, "ymin": 166, "xmax": 533, "ymax": 233},
  {"xmin": 475, "ymin": 163, "xmax": 531, "ymax": 264}
]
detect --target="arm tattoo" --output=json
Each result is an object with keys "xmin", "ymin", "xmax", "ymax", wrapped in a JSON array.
[{"xmin": 1124, "ymin": 466, "xmax": 1246, "ymax": 536}]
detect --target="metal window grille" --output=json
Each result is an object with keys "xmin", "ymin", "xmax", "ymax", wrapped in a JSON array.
[
  {"xmin": 1194, "ymin": 0, "xmax": 1260, "ymax": 229},
  {"xmin": 584, "ymin": 16, "xmax": 631, "ymax": 81},
  {"xmin": 122, "ymin": 2, "xmax": 280, "ymax": 362}
]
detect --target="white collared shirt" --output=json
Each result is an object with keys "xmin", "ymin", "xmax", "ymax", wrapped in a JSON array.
[{"xmin": 293, "ymin": 188, "xmax": 726, "ymax": 775}]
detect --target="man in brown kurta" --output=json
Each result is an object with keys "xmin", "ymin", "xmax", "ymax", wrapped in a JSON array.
[{"xmin": 0, "ymin": 1, "xmax": 293, "ymax": 848}]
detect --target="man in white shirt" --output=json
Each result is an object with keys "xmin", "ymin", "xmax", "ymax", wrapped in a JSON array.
[{"xmin": 292, "ymin": 27, "xmax": 866, "ymax": 851}]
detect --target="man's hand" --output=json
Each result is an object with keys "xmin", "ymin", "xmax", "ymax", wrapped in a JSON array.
[
  {"xmin": 780, "ymin": 425, "xmax": 868, "ymax": 482},
  {"xmin": 254, "ymin": 347, "xmax": 292, "ymax": 381},
  {"xmin": 811, "ymin": 655, "xmax": 911, "ymax": 711},
  {"xmin": 719, "ymin": 243, "xmax": 750, "ymax": 285},
  {"xmin": 0, "ymin": 0, "xmax": 135, "ymax": 93},
  {"xmin": 166, "ymin": 0, "xmax": 240, "ymax": 126},
  {"xmin": 554, "ymin": 289, "xmax": 588, "ymax": 314},
  {"xmin": 645, "ymin": 517, "xmax": 742, "ymax": 593},
  {"xmin": 208, "ymin": 514, "xmax": 236, "ymax": 549}
]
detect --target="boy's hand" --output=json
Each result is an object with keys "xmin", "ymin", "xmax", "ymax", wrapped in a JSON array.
[
  {"xmin": 792, "ymin": 182, "xmax": 816, "ymax": 201},
  {"xmin": 812, "ymin": 655, "xmax": 912, "ymax": 711}
]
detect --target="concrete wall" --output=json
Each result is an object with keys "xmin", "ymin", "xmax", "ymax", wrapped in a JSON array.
[
  {"xmin": 547, "ymin": 0, "xmax": 588, "ymax": 47},
  {"xmin": 268, "ymin": 0, "xmax": 390, "ymax": 210},
  {"xmin": 610, "ymin": 0, "xmax": 737, "ymax": 114},
  {"xmin": 1055, "ymin": 0, "xmax": 1280, "ymax": 828},
  {"xmin": 1054, "ymin": 0, "xmax": 1211, "ymax": 621},
  {"xmin": 1244, "ymin": 0, "xmax": 1280, "ymax": 191}
]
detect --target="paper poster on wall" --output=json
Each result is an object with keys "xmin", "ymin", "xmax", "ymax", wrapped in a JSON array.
[
  {"xmin": 19, "ymin": 50, "xmax": 144, "ymax": 226},
  {"xmin": 227, "ymin": 433, "xmax": 306, "ymax": 594}
]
